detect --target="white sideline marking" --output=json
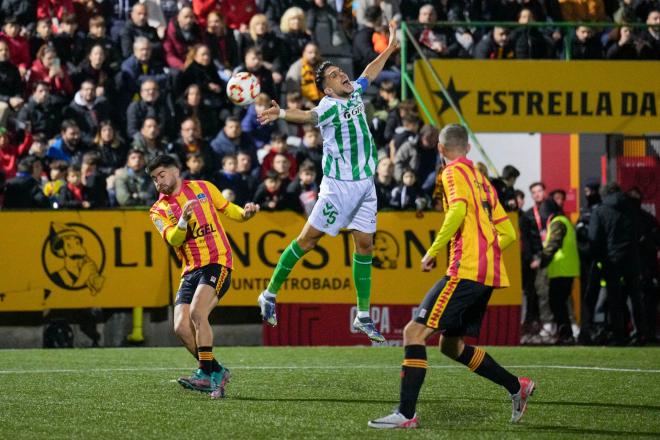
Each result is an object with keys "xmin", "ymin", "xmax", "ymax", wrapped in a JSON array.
[{"xmin": 0, "ymin": 365, "xmax": 659, "ymax": 374}]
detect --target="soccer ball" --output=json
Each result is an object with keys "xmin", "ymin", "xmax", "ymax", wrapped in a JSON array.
[{"xmin": 226, "ymin": 72, "xmax": 261, "ymax": 106}]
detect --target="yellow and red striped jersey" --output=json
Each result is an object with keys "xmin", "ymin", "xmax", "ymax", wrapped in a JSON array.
[
  {"xmin": 149, "ymin": 180, "xmax": 235, "ymax": 275},
  {"xmin": 441, "ymin": 157, "xmax": 509, "ymax": 287}
]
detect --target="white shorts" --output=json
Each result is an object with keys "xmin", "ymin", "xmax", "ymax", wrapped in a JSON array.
[{"xmin": 308, "ymin": 176, "xmax": 377, "ymax": 237}]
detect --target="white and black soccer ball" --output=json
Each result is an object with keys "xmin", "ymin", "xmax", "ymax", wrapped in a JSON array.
[{"xmin": 226, "ymin": 72, "xmax": 261, "ymax": 106}]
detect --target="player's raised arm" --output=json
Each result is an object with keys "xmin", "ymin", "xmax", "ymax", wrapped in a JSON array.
[
  {"xmin": 258, "ymin": 100, "xmax": 318, "ymax": 126},
  {"xmin": 360, "ymin": 21, "xmax": 400, "ymax": 84}
]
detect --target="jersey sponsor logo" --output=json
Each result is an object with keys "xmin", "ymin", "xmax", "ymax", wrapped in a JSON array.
[
  {"xmin": 191, "ymin": 221, "xmax": 217, "ymax": 239},
  {"xmin": 418, "ymin": 308, "xmax": 427, "ymax": 319},
  {"xmin": 341, "ymin": 103, "xmax": 365, "ymax": 120}
]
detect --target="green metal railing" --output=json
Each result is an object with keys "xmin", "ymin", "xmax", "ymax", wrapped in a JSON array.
[{"xmin": 398, "ymin": 20, "xmax": 653, "ymax": 176}]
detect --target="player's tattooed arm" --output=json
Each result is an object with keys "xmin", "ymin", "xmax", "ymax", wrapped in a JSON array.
[{"xmin": 309, "ymin": 111, "xmax": 319, "ymax": 126}]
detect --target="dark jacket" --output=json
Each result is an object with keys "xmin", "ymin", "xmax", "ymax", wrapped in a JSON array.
[
  {"xmin": 57, "ymin": 174, "xmax": 109, "ymax": 209},
  {"xmin": 126, "ymin": 99, "xmax": 173, "ymax": 140},
  {"xmin": 0, "ymin": 60, "xmax": 23, "ymax": 104},
  {"xmin": 120, "ymin": 20, "xmax": 161, "ymax": 59},
  {"xmin": 117, "ymin": 55, "xmax": 169, "ymax": 104},
  {"xmin": 2, "ymin": 173, "xmax": 49, "ymax": 209},
  {"xmin": 253, "ymin": 181, "xmax": 287, "ymax": 211},
  {"xmin": 509, "ymin": 27, "xmax": 551, "ymax": 59},
  {"xmin": 213, "ymin": 171, "xmax": 250, "ymax": 206},
  {"xmin": 95, "ymin": 142, "xmax": 128, "ymax": 176},
  {"xmin": 239, "ymin": 31, "xmax": 287, "ymax": 73},
  {"xmin": 571, "ymin": 37, "xmax": 603, "ymax": 60},
  {"xmin": 82, "ymin": 35, "xmax": 122, "ymax": 71},
  {"xmin": 210, "ymin": 130, "xmax": 257, "ymax": 166},
  {"xmin": 0, "ymin": 0, "xmax": 36, "ymax": 26},
  {"xmin": 233, "ymin": 64, "xmax": 276, "ymax": 99},
  {"xmin": 175, "ymin": 101, "xmax": 218, "ymax": 141},
  {"xmin": 588, "ymin": 191, "xmax": 640, "ymax": 265},
  {"xmin": 63, "ymin": 94, "xmax": 113, "ymax": 144},
  {"xmin": 606, "ymin": 41, "xmax": 639, "ymax": 60},
  {"xmin": 638, "ymin": 30, "xmax": 660, "ymax": 60},
  {"xmin": 352, "ymin": 27, "xmax": 378, "ymax": 74},
  {"xmin": 474, "ymin": 34, "xmax": 515, "ymax": 59},
  {"xmin": 375, "ymin": 179, "xmax": 395, "ymax": 210},
  {"xmin": 16, "ymin": 96, "xmax": 64, "ymax": 139},
  {"xmin": 390, "ymin": 184, "xmax": 428, "ymax": 210},
  {"xmin": 281, "ymin": 31, "xmax": 312, "ymax": 69},
  {"xmin": 72, "ymin": 60, "xmax": 117, "ymax": 96},
  {"xmin": 522, "ymin": 203, "xmax": 548, "ymax": 258},
  {"xmin": 177, "ymin": 60, "xmax": 227, "ymax": 108},
  {"xmin": 205, "ymin": 31, "xmax": 240, "ymax": 70}
]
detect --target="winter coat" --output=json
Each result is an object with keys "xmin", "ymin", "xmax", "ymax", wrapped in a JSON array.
[
  {"xmin": 27, "ymin": 58, "xmax": 74, "ymax": 98},
  {"xmin": 588, "ymin": 191, "xmax": 641, "ymax": 265},
  {"xmin": 163, "ymin": 19, "xmax": 202, "ymax": 70},
  {"xmin": 63, "ymin": 92, "xmax": 113, "ymax": 144}
]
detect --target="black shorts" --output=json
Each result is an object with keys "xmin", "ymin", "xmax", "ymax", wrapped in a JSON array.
[
  {"xmin": 414, "ymin": 276, "xmax": 493, "ymax": 337},
  {"xmin": 175, "ymin": 264, "xmax": 232, "ymax": 305}
]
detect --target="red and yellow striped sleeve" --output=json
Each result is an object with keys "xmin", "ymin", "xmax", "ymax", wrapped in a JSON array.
[
  {"xmin": 206, "ymin": 180, "xmax": 245, "ymax": 222},
  {"xmin": 441, "ymin": 166, "xmax": 470, "ymax": 206}
]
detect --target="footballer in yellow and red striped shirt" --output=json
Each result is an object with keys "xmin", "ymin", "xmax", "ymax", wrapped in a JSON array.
[
  {"xmin": 147, "ymin": 155, "xmax": 258, "ymax": 398},
  {"xmin": 369, "ymin": 125, "xmax": 535, "ymax": 430}
]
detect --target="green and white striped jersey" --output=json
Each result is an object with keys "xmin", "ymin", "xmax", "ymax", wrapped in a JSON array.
[{"xmin": 312, "ymin": 78, "xmax": 378, "ymax": 181}]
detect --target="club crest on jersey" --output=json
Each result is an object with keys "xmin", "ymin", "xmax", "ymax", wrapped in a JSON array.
[
  {"xmin": 196, "ymin": 193, "xmax": 208, "ymax": 203},
  {"xmin": 341, "ymin": 103, "xmax": 364, "ymax": 120}
]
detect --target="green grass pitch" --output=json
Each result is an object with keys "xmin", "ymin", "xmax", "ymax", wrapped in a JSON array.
[{"xmin": 1, "ymin": 346, "xmax": 659, "ymax": 439}]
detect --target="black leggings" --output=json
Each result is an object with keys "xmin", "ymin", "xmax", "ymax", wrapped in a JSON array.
[{"xmin": 549, "ymin": 277, "xmax": 574, "ymax": 337}]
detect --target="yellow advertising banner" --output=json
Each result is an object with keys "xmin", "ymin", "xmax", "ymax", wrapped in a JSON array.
[
  {"xmin": 0, "ymin": 211, "xmax": 521, "ymax": 311},
  {"xmin": 0, "ymin": 211, "xmax": 172, "ymax": 311},
  {"xmin": 414, "ymin": 60, "xmax": 660, "ymax": 134}
]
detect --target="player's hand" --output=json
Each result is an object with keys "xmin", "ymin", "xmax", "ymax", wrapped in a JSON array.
[
  {"xmin": 258, "ymin": 100, "xmax": 280, "ymax": 126},
  {"xmin": 387, "ymin": 20, "xmax": 400, "ymax": 51},
  {"xmin": 421, "ymin": 253, "xmax": 436, "ymax": 272},
  {"xmin": 242, "ymin": 202, "xmax": 259, "ymax": 219},
  {"xmin": 181, "ymin": 200, "xmax": 197, "ymax": 222}
]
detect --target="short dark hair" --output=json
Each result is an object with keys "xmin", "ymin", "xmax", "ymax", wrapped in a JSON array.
[
  {"xmin": 604, "ymin": 182, "xmax": 621, "ymax": 195},
  {"xmin": 514, "ymin": 189, "xmax": 525, "ymax": 199},
  {"xmin": 225, "ymin": 116, "xmax": 241, "ymax": 126},
  {"xmin": 146, "ymin": 154, "xmax": 178, "ymax": 174},
  {"xmin": 315, "ymin": 61, "xmax": 336, "ymax": 93},
  {"xmin": 61, "ymin": 119, "xmax": 79, "ymax": 132},
  {"xmin": 264, "ymin": 170, "xmax": 280, "ymax": 181},
  {"xmin": 270, "ymin": 132, "xmax": 287, "ymax": 143},
  {"xmin": 529, "ymin": 181, "xmax": 546, "ymax": 191},
  {"xmin": 502, "ymin": 165, "xmax": 520, "ymax": 181},
  {"xmin": 82, "ymin": 151, "xmax": 101, "ymax": 166},
  {"xmin": 17, "ymin": 156, "xmax": 38, "ymax": 174},
  {"xmin": 365, "ymin": 5, "xmax": 382, "ymax": 23},
  {"xmin": 550, "ymin": 189, "xmax": 566, "ymax": 199},
  {"xmin": 299, "ymin": 160, "xmax": 316, "ymax": 173}
]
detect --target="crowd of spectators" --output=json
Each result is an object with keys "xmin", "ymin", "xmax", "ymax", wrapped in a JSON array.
[
  {"xmin": 0, "ymin": 1, "xmax": 658, "ymax": 216},
  {"xmin": 512, "ymin": 178, "xmax": 659, "ymax": 346}
]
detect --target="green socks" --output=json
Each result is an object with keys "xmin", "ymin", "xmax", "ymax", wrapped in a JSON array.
[
  {"xmin": 267, "ymin": 240, "xmax": 306, "ymax": 294},
  {"xmin": 353, "ymin": 252, "xmax": 373, "ymax": 312},
  {"xmin": 267, "ymin": 243, "xmax": 373, "ymax": 314}
]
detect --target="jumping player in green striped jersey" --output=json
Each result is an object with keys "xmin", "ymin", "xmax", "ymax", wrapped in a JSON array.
[{"xmin": 256, "ymin": 21, "xmax": 400, "ymax": 343}]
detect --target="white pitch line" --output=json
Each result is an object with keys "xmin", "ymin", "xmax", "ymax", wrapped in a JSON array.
[{"xmin": 0, "ymin": 365, "xmax": 659, "ymax": 374}]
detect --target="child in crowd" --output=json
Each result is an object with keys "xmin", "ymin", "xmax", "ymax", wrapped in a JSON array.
[
  {"xmin": 261, "ymin": 133, "xmax": 298, "ymax": 180},
  {"xmin": 242, "ymin": 93, "xmax": 277, "ymax": 150},
  {"xmin": 254, "ymin": 170, "xmax": 286, "ymax": 211},
  {"xmin": 44, "ymin": 159, "xmax": 69, "ymax": 204},
  {"xmin": 390, "ymin": 168, "xmax": 429, "ymax": 210},
  {"xmin": 0, "ymin": 127, "xmax": 32, "ymax": 179},
  {"xmin": 285, "ymin": 160, "xmax": 318, "ymax": 215},
  {"xmin": 181, "ymin": 152, "xmax": 207, "ymax": 180},
  {"xmin": 295, "ymin": 125, "xmax": 322, "ymax": 182},
  {"xmin": 214, "ymin": 154, "xmax": 249, "ymax": 205}
]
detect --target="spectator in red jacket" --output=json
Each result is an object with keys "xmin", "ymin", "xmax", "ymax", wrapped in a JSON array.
[
  {"xmin": 28, "ymin": 45, "xmax": 74, "ymax": 98},
  {"xmin": 219, "ymin": 0, "xmax": 257, "ymax": 32},
  {"xmin": 260, "ymin": 133, "xmax": 298, "ymax": 181},
  {"xmin": 192, "ymin": 0, "xmax": 219, "ymax": 29},
  {"xmin": 0, "ymin": 17, "xmax": 31, "ymax": 76},
  {"xmin": 0, "ymin": 127, "xmax": 32, "ymax": 180},
  {"xmin": 163, "ymin": 6, "xmax": 202, "ymax": 70},
  {"xmin": 36, "ymin": 0, "xmax": 75, "ymax": 29}
]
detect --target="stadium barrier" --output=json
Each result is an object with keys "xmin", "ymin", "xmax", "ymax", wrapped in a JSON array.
[{"xmin": 0, "ymin": 210, "xmax": 522, "ymax": 345}]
